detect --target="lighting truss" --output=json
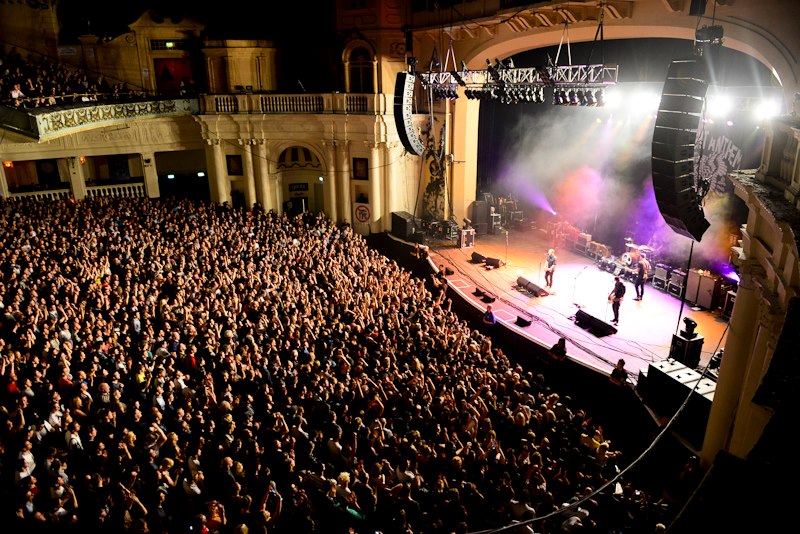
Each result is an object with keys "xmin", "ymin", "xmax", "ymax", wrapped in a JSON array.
[{"xmin": 418, "ymin": 63, "xmax": 618, "ymax": 105}]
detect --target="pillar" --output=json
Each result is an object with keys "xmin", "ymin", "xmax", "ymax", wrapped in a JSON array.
[
  {"xmin": 205, "ymin": 140, "xmax": 230, "ymax": 205},
  {"xmin": 450, "ymin": 96, "xmax": 480, "ymax": 223},
  {"xmin": 141, "ymin": 152, "xmax": 160, "ymax": 198},
  {"xmin": 253, "ymin": 141, "xmax": 270, "ymax": 209},
  {"xmin": 701, "ymin": 268, "xmax": 761, "ymax": 464},
  {"xmin": 65, "ymin": 156, "xmax": 87, "ymax": 200},
  {"xmin": 336, "ymin": 140, "xmax": 352, "ymax": 224},
  {"xmin": 0, "ymin": 163, "xmax": 9, "ymax": 198},
  {"xmin": 323, "ymin": 140, "xmax": 338, "ymax": 222},
  {"xmin": 242, "ymin": 140, "xmax": 257, "ymax": 207},
  {"xmin": 370, "ymin": 143, "xmax": 383, "ymax": 233}
]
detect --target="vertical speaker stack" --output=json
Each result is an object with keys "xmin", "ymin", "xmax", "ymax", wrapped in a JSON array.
[
  {"xmin": 670, "ymin": 333, "xmax": 704, "ymax": 369},
  {"xmin": 651, "ymin": 57, "xmax": 711, "ymax": 242},
  {"xmin": 471, "ymin": 200, "xmax": 489, "ymax": 235}
]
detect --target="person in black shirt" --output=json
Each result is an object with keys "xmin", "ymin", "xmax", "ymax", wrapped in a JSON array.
[
  {"xmin": 633, "ymin": 253, "xmax": 651, "ymax": 301},
  {"xmin": 608, "ymin": 277, "xmax": 626, "ymax": 325}
]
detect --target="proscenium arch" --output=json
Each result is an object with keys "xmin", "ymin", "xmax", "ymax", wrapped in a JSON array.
[{"xmin": 414, "ymin": 5, "xmax": 800, "ymax": 223}]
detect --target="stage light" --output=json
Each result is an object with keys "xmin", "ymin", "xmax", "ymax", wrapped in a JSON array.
[
  {"xmin": 632, "ymin": 91, "xmax": 660, "ymax": 113},
  {"xmin": 578, "ymin": 90, "xmax": 589, "ymax": 106},
  {"xmin": 198, "ymin": 172, "xmax": 206, "ymax": 177},
  {"xmin": 726, "ymin": 120, "xmax": 734, "ymax": 127},
  {"xmin": 707, "ymin": 95, "xmax": 733, "ymax": 118},
  {"xmin": 3, "ymin": 161, "xmax": 13, "ymax": 168},
  {"xmin": 681, "ymin": 317, "xmax": 698, "ymax": 339},
  {"xmin": 754, "ymin": 98, "xmax": 781, "ymax": 120},
  {"xmin": 167, "ymin": 174, "xmax": 175, "ymax": 180},
  {"xmin": 568, "ymin": 90, "xmax": 579, "ymax": 106}
]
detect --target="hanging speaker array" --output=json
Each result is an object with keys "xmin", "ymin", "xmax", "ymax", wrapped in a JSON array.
[{"xmin": 651, "ymin": 57, "xmax": 711, "ymax": 242}]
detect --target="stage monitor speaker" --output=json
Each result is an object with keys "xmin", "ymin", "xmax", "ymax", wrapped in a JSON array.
[
  {"xmin": 516, "ymin": 276, "xmax": 548, "ymax": 297},
  {"xmin": 670, "ymin": 334, "xmax": 704, "ymax": 368},
  {"xmin": 652, "ymin": 57, "xmax": 711, "ymax": 242},
  {"xmin": 391, "ymin": 211, "xmax": 415, "ymax": 239},
  {"xmin": 574, "ymin": 309, "xmax": 617, "ymax": 337},
  {"xmin": 485, "ymin": 257, "xmax": 503, "ymax": 268},
  {"xmin": 515, "ymin": 316, "xmax": 532, "ymax": 327},
  {"xmin": 410, "ymin": 232, "xmax": 425, "ymax": 244},
  {"xmin": 471, "ymin": 252, "xmax": 486, "ymax": 264},
  {"xmin": 393, "ymin": 73, "xmax": 425, "ymax": 156},
  {"xmin": 722, "ymin": 290, "xmax": 736, "ymax": 319}
]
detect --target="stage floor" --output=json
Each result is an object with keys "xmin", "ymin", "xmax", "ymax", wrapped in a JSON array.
[{"xmin": 425, "ymin": 225, "xmax": 730, "ymax": 384}]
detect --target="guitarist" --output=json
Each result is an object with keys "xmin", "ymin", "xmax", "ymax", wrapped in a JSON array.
[
  {"xmin": 608, "ymin": 276, "xmax": 626, "ymax": 325},
  {"xmin": 544, "ymin": 249, "xmax": 557, "ymax": 289}
]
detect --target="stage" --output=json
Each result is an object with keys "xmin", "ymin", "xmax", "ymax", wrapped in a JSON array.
[{"xmin": 422, "ymin": 223, "xmax": 731, "ymax": 385}]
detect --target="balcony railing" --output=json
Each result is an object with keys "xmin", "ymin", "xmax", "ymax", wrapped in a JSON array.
[
  {"xmin": 1, "ymin": 98, "xmax": 200, "ymax": 142},
  {"xmin": 87, "ymin": 183, "xmax": 146, "ymax": 198},
  {"xmin": 200, "ymin": 93, "xmax": 385, "ymax": 115},
  {"xmin": 8, "ymin": 189, "xmax": 71, "ymax": 201}
]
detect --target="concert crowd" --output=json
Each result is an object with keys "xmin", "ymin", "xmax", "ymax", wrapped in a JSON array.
[{"xmin": 0, "ymin": 197, "xmax": 697, "ymax": 533}]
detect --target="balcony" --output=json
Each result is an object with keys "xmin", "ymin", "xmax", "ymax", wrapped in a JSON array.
[
  {"xmin": 198, "ymin": 93, "xmax": 386, "ymax": 115},
  {"xmin": 1, "ymin": 98, "xmax": 200, "ymax": 143}
]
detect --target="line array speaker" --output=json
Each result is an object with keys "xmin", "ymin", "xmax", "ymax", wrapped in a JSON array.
[
  {"xmin": 651, "ymin": 57, "xmax": 710, "ymax": 242},
  {"xmin": 393, "ymin": 73, "xmax": 425, "ymax": 156}
]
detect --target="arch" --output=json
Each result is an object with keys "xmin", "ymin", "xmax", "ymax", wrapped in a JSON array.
[
  {"xmin": 273, "ymin": 142, "xmax": 328, "ymax": 215},
  {"xmin": 342, "ymin": 39, "xmax": 376, "ymax": 94}
]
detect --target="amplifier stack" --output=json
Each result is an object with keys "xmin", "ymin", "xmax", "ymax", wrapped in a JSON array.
[
  {"xmin": 668, "ymin": 269, "xmax": 687, "ymax": 298},
  {"xmin": 652, "ymin": 263, "xmax": 671, "ymax": 291}
]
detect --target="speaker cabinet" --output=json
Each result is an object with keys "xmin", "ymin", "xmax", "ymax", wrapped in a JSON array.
[
  {"xmin": 722, "ymin": 290, "xmax": 736, "ymax": 319},
  {"xmin": 474, "ymin": 222, "xmax": 488, "ymax": 235},
  {"xmin": 574, "ymin": 309, "xmax": 617, "ymax": 337},
  {"xmin": 670, "ymin": 333, "xmax": 704, "ymax": 368},
  {"xmin": 698, "ymin": 274, "xmax": 723, "ymax": 310},
  {"xmin": 641, "ymin": 359, "xmax": 714, "ymax": 449},
  {"xmin": 471, "ymin": 201, "xmax": 489, "ymax": 224},
  {"xmin": 516, "ymin": 276, "xmax": 548, "ymax": 297},
  {"xmin": 393, "ymin": 73, "xmax": 425, "ymax": 156},
  {"xmin": 685, "ymin": 269, "xmax": 702, "ymax": 305},
  {"xmin": 391, "ymin": 211, "xmax": 415, "ymax": 239},
  {"xmin": 651, "ymin": 57, "xmax": 711, "ymax": 242},
  {"xmin": 654, "ymin": 263, "xmax": 671, "ymax": 281}
]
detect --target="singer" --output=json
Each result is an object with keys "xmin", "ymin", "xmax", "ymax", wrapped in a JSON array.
[{"xmin": 544, "ymin": 249, "xmax": 557, "ymax": 289}]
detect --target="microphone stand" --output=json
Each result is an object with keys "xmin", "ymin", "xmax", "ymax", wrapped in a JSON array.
[{"xmin": 572, "ymin": 265, "xmax": 588, "ymax": 308}]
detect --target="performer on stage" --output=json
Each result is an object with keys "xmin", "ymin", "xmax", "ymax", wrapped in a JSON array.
[
  {"xmin": 608, "ymin": 276, "xmax": 626, "ymax": 325},
  {"xmin": 544, "ymin": 249, "xmax": 557, "ymax": 289},
  {"xmin": 633, "ymin": 253, "xmax": 651, "ymax": 301}
]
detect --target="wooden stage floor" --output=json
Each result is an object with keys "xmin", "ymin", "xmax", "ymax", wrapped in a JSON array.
[{"xmin": 424, "ymin": 225, "xmax": 730, "ymax": 384}]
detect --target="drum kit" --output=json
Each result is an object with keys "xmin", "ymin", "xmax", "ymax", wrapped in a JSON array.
[{"xmin": 621, "ymin": 243, "xmax": 654, "ymax": 266}]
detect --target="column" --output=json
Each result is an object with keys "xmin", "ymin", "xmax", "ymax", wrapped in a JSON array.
[
  {"xmin": 323, "ymin": 140, "xmax": 338, "ymax": 222},
  {"xmin": 242, "ymin": 140, "xmax": 257, "ymax": 207},
  {"xmin": 450, "ymin": 96, "xmax": 480, "ymax": 223},
  {"xmin": 205, "ymin": 140, "xmax": 230, "ymax": 205},
  {"xmin": 253, "ymin": 141, "xmax": 270, "ymax": 209},
  {"xmin": 0, "ymin": 163, "xmax": 9, "ymax": 198},
  {"xmin": 701, "ymin": 268, "xmax": 760, "ymax": 464},
  {"xmin": 369, "ymin": 143, "xmax": 383, "ymax": 233},
  {"xmin": 141, "ymin": 152, "xmax": 160, "ymax": 198},
  {"xmin": 65, "ymin": 156, "xmax": 87, "ymax": 200},
  {"xmin": 336, "ymin": 140, "xmax": 352, "ymax": 224}
]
